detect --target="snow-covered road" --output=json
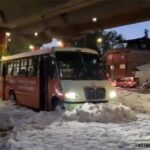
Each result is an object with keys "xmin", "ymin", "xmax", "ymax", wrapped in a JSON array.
[{"xmin": 0, "ymin": 88, "xmax": 150, "ymax": 150}]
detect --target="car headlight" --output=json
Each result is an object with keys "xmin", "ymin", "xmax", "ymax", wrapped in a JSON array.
[
  {"xmin": 65, "ymin": 92, "xmax": 78, "ymax": 99},
  {"xmin": 109, "ymin": 91, "xmax": 117, "ymax": 99}
]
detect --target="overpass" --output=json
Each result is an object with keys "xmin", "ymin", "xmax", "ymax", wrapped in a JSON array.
[{"xmin": 0, "ymin": 0, "xmax": 150, "ymax": 45}]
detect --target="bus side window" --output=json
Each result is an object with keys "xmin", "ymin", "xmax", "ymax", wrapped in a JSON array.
[
  {"xmin": 7, "ymin": 61, "xmax": 13, "ymax": 76},
  {"xmin": 33, "ymin": 57, "xmax": 40, "ymax": 76},
  {"xmin": 28, "ymin": 58, "xmax": 34, "ymax": 76},
  {"xmin": 13, "ymin": 60, "xmax": 20, "ymax": 76},
  {"xmin": 19, "ymin": 59, "xmax": 27, "ymax": 76}
]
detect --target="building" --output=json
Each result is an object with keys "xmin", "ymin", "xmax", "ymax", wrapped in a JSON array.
[
  {"xmin": 103, "ymin": 49, "xmax": 150, "ymax": 80},
  {"xmin": 103, "ymin": 49, "xmax": 131, "ymax": 80},
  {"xmin": 124, "ymin": 37, "xmax": 150, "ymax": 50},
  {"xmin": 103, "ymin": 36, "xmax": 150, "ymax": 80}
]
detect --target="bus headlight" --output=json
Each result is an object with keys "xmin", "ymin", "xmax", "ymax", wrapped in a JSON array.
[
  {"xmin": 65, "ymin": 92, "xmax": 78, "ymax": 99},
  {"xmin": 109, "ymin": 91, "xmax": 117, "ymax": 99}
]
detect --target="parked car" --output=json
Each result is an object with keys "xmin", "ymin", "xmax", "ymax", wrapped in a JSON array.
[{"xmin": 112, "ymin": 77, "xmax": 139, "ymax": 88}]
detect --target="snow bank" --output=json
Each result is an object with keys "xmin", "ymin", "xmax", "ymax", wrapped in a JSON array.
[
  {"xmin": 0, "ymin": 99, "xmax": 149, "ymax": 150},
  {"xmin": 117, "ymin": 89, "xmax": 150, "ymax": 114},
  {"xmin": 135, "ymin": 71, "xmax": 150, "ymax": 84},
  {"xmin": 136, "ymin": 63, "xmax": 150, "ymax": 71},
  {"xmin": 63, "ymin": 103, "xmax": 136, "ymax": 123},
  {"xmin": 0, "ymin": 113, "xmax": 13, "ymax": 132},
  {"xmin": 134, "ymin": 63, "xmax": 150, "ymax": 84}
]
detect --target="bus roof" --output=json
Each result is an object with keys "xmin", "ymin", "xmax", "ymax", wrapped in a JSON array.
[{"xmin": 1, "ymin": 47, "xmax": 98, "ymax": 61}]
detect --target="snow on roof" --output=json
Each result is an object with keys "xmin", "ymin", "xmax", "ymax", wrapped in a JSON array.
[
  {"xmin": 1, "ymin": 47, "xmax": 98, "ymax": 61},
  {"xmin": 136, "ymin": 63, "xmax": 150, "ymax": 71}
]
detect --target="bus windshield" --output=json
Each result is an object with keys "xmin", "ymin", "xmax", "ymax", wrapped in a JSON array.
[{"xmin": 55, "ymin": 51, "xmax": 105, "ymax": 80}]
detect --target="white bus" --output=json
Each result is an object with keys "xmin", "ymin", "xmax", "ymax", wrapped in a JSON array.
[{"xmin": 0, "ymin": 47, "xmax": 116, "ymax": 111}]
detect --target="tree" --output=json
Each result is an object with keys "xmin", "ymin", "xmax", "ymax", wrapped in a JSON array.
[
  {"xmin": 74, "ymin": 30, "xmax": 125, "ymax": 55},
  {"xmin": 8, "ymin": 39, "xmax": 30, "ymax": 55},
  {"xmin": 144, "ymin": 28, "xmax": 149, "ymax": 38}
]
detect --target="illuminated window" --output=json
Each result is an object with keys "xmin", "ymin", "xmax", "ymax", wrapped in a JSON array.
[
  {"xmin": 13, "ymin": 60, "xmax": 20, "ymax": 76},
  {"xmin": 19, "ymin": 59, "xmax": 27, "ymax": 76}
]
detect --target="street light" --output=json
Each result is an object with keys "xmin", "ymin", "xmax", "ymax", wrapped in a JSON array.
[
  {"xmin": 6, "ymin": 32, "xmax": 11, "ymax": 37},
  {"xmin": 57, "ymin": 40, "xmax": 64, "ymax": 47},
  {"xmin": 34, "ymin": 32, "xmax": 38, "ymax": 37},
  {"xmin": 29, "ymin": 44, "xmax": 35, "ymax": 50},
  {"xmin": 97, "ymin": 37, "xmax": 103, "ymax": 55},
  {"xmin": 97, "ymin": 37, "xmax": 103, "ymax": 44},
  {"xmin": 8, "ymin": 38, "xmax": 11, "ymax": 42},
  {"xmin": 92, "ymin": 17, "xmax": 97, "ymax": 22}
]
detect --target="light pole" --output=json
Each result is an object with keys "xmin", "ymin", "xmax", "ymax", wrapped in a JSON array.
[
  {"xmin": 97, "ymin": 37, "xmax": 103, "ymax": 55},
  {"xmin": 97, "ymin": 37, "xmax": 103, "ymax": 44}
]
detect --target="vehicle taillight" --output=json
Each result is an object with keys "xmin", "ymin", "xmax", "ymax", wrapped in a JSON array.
[
  {"xmin": 112, "ymin": 81, "xmax": 116, "ymax": 87},
  {"xmin": 128, "ymin": 81, "xmax": 132, "ymax": 84}
]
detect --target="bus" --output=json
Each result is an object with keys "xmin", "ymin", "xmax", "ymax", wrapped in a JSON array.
[{"xmin": 0, "ymin": 47, "xmax": 117, "ymax": 111}]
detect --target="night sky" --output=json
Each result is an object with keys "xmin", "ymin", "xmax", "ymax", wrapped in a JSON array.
[{"xmin": 105, "ymin": 21, "xmax": 150, "ymax": 40}]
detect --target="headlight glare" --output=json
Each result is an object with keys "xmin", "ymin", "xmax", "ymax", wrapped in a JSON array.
[
  {"xmin": 109, "ymin": 91, "xmax": 117, "ymax": 99},
  {"xmin": 65, "ymin": 92, "xmax": 78, "ymax": 99}
]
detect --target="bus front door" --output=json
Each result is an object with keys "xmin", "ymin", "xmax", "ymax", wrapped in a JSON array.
[{"xmin": 39, "ymin": 56, "xmax": 49, "ymax": 110}]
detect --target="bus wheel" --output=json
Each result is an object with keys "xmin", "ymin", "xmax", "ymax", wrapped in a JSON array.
[
  {"xmin": 9, "ymin": 91, "xmax": 16, "ymax": 102},
  {"xmin": 51, "ymin": 98, "xmax": 65, "ymax": 113}
]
